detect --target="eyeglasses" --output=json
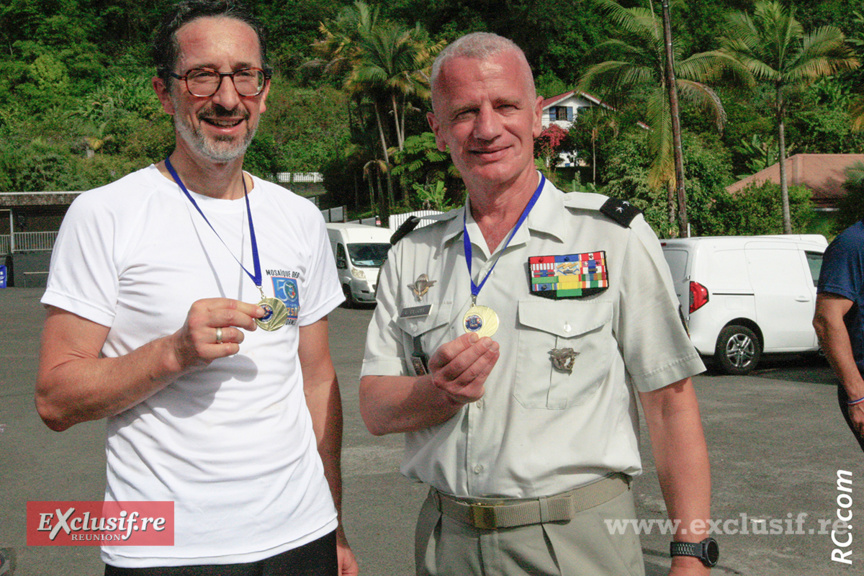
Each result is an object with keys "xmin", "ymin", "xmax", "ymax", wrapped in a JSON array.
[{"xmin": 169, "ymin": 67, "xmax": 271, "ymax": 97}]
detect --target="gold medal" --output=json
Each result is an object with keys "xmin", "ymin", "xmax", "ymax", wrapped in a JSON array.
[
  {"xmin": 256, "ymin": 297, "xmax": 288, "ymax": 331},
  {"xmin": 463, "ymin": 305, "xmax": 499, "ymax": 338}
]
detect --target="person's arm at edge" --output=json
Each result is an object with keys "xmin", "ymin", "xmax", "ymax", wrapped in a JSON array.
[
  {"xmin": 639, "ymin": 377, "xmax": 712, "ymax": 576},
  {"xmin": 814, "ymin": 292, "xmax": 864, "ymax": 433},
  {"xmin": 36, "ymin": 300, "xmax": 262, "ymax": 431},
  {"xmin": 298, "ymin": 317, "xmax": 358, "ymax": 576}
]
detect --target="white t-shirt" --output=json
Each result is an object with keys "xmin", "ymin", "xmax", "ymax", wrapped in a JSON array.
[{"xmin": 42, "ymin": 165, "xmax": 344, "ymax": 567}]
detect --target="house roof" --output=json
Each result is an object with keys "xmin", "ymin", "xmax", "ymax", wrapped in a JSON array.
[
  {"xmin": 725, "ymin": 154, "xmax": 864, "ymax": 209},
  {"xmin": 542, "ymin": 90, "xmax": 605, "ymax": 110},
  {"xmin": 0, "ymin": 192, "xmax": 82, "ymax": 207},
  {"xmin": 541, "ymin": 90, "xmax": 649, "ymax": 131}
]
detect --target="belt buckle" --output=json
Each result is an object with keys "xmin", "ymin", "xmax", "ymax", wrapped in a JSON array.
[{"xmin": 469, "ymin": 503, "xmax": 499, "ymax": 530}]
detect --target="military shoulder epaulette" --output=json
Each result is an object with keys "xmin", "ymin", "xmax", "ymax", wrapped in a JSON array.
[
  {"xmin": 389, "ymin": 210, "xmax": 460, "ymax": 245},
  {"xmin": 390, "ymin": 216, "xmax": 421, "ymax": 245},
  {"xmin": 599, "ymin": 197, "xmax": 641, "ymax": 228}
]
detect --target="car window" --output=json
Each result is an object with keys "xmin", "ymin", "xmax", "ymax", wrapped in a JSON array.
[
  {"xmin": 348, "ymin": 243, "xmax": 390, "ymax": 267},
  {"xmin": 662, "ymin": 248, "xmax": 688, "ymax": 282},
  {"xmin": 805, "ymin": 251, "xmax": 823, "ymax": 287},
  {"xmin": 335, "ymin": 244, "xmax": 348, "ymax": 269}
]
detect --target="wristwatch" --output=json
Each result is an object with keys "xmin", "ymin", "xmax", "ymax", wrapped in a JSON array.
[{"xmin": 670, "ymin": 537, "xmax": 719, "ymax": 567}]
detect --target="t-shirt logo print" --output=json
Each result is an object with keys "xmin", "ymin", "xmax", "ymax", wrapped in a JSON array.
[{"xmin": 272, "ymin": 277, "xmax": 300, "ymax": 325}]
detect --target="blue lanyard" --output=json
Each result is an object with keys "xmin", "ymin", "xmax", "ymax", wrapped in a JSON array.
[
  {"xmin": 164, "ymin": 157, "xmax": 263, "ymax": 291},
  {"xmin": 462, "ymin": 174, "xmax": 545, "ymax": 303}
]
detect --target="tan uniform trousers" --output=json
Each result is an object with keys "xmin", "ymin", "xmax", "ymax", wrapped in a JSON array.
[{"xmin": 414, "ymin": 487, "xmax": 645, "ymax": 576}]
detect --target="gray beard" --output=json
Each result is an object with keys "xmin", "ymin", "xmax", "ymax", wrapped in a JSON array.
[{"xmin": 175, "ymin": 116, "xmax": 257, "ymax": 163}]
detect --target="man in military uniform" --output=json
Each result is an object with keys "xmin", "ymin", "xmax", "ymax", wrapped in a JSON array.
[{"xmin": 360, "ymin": 32, "xmax": 715, "ymax": 576}]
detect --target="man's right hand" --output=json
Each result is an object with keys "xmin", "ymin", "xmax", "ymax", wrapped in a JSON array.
[
  {"xmin": 37, "ymin": 299, "xmax": 267, "ymax": 431},
  {"xmin": 169, "ymin": 298, "xmax": 265, "ymax": 371},
  {"xmin": 848, "ymin": 402, "xmax": 864, "ymax": 438},
  {"xmin": 427, "ymin": 332, "xmax": 499, "ymax": 405}
]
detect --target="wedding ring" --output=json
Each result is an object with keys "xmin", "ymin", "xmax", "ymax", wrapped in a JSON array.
[{"xmin": 215, "ymin": 327, "xmax": 223, "ymax": 344}]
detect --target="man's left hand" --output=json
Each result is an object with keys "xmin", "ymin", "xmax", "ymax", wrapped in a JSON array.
[
  {"xmin": 669, "ymin": 555, "xmax": 710, "ymax": 575},
  {"xmin": 337, "ymin": 528, "xmax": 359, "ymax": 575}
]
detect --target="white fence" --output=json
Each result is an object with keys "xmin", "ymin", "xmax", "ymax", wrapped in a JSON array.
[
  {"xmin": 0, "ymin": 231, "xmax": 58, "ymax": 254},
  {"xmin": 388, "ymin": 210, "xmax": 444, "ymax": 232}
]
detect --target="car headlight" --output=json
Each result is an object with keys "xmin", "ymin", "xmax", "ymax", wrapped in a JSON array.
[{"xmin": 351, "ymin": 267, "xmax": 366, "ymax": 280}]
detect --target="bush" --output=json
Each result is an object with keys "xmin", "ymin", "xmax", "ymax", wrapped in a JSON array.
[
  {"xmin": 835, "ymin": 162, "xmax": 864, "ymax": 232},
  {"xmin": 719, "ymin": 181, "xmax": 813, "ymax": 235}
]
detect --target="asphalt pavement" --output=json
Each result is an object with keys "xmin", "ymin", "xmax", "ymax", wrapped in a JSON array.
[{"xmin": 1, "ymin": 287, "xmax": 862, "ymax": 576}]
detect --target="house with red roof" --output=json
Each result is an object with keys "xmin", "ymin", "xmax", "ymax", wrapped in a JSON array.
[{"xmin": 725, "ymin": 154, "xmax": 864, "ymax": 211}]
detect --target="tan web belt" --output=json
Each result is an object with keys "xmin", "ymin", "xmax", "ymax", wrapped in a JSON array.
[{"xmin": 431, "ymin": 473, "xmax": 630, "ymax": 530}]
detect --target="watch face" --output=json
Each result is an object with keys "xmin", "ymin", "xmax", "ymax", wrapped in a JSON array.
[{"xmin": 704, "ymin": 538, "xmax": 720, "ymax": 565}]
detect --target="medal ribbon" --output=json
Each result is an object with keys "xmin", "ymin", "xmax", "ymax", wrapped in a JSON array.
[
  {"xmin": 462, "ymin": 174, "xmax": 545, "ymax": 304},
  {"xmin": 164, "ymin": 157, "xmax": 264, "ymax": 295}
]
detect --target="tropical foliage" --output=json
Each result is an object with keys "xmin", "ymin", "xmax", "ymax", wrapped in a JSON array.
[
  {"xmin": 576, "ymin": 0, "xmax": 752, "ymax": 229},
  {"xmin": 1, "ymin": 0, "xmax": 863, "ymax": 238},
  {"xmin": 719, "ymin": 0, "xmax": 859, "ymax": 233}
]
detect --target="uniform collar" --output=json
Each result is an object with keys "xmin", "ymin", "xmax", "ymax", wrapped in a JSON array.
[{"xmin": 439, "ymin": 173, "xmax": 566, "ymax": 255}]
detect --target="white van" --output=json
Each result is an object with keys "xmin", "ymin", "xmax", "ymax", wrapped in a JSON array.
[
  {"xmin": 326, "ymin": 223, "xmax": 392, "ymax": 306},
  {"xmin": 660, "ymin": 235, "xmax": 828, "ymax": 375}
]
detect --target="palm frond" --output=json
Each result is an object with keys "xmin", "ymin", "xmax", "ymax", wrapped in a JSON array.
[
  {"xmin": 675, "ymin": 80, "xmax": 727, "ymax": 131},
  {"xmin": 851, "ymin": 97, "xmax": 864, "ymax": 132}
]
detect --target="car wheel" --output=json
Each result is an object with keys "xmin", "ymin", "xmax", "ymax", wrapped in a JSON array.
[
  {"xmin": 715, "ymin": 325, "xmax": 761, "ymax": 375},
  {"xmin": 342, "ymin": 284, "xmax": 355, "ymax": 309}
]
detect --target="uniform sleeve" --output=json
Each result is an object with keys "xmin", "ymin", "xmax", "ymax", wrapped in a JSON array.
[
  {"xmin": 41, "ymin": 192, "xmax": 120, "ymax": 327},
  {"xmin": 818, "ymin": 231, "xmax": 863, "ymax": 303},
  {"xmin": 361, "ymin": 242, "xmax": 408, "ymax": 377},
  {"xmin": 615, "ymin": 217, "xmax": 705, "ymax": 392},
  {"xmin": 297, "ymin": 208, "xmax": 345, "ymax": 326}
]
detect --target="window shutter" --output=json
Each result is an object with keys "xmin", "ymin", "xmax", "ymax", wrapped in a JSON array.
[
  {"xmin": 549, "ymin": 108, "xmax": 556, "ymax": 121},
  {"xmin": 567, "ymin": 107, "xmax": 574, "ymax": 122}
]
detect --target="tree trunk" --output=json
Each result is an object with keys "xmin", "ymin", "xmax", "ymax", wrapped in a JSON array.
[
  {"xmin": 372, "ymin": 101, "xmax": 397, "ymax": 210},
  {"xmin": 372, "ymin": 101, "xmax": 390, "ymax": 165},
  {"xmin": 661, "ymin": 0, "xmax": 688, "ymax": 238},
  {"xmin": 392, "ymin": 93, "xmax": 404, "ymax": 150},
  {"xmin": 666, "ymin": 180, "xmax": 676, "ymax": 230},
  {"xmin": 777, "ymin": 86, "xmax": 792, "ymax": 234}
]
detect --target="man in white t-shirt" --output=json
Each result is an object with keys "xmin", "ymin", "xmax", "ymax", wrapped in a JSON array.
[{"xmin": 35, "ymin": 1, "xmax": 358, "ymax": 574}]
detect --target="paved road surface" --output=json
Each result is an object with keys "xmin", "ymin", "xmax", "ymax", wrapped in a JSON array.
[{"xmin": 1, "ymin": 289, "xmax": 861, "ymax": 575}]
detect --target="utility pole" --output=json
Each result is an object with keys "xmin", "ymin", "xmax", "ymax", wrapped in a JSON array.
[{"xmin": 661, "ymin": 0, "xmax": 689, "ymax": 237}]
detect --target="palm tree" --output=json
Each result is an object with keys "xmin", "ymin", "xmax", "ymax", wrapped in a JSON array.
[
  {"xmin": 313, "ymin": 2, "xmax": 443, "ymax": 211},
  {"xmin": 578, "ymin": 0, "xmax": 748, "ymax": 229},
  {"xmin": 719, "ymin": 1, "xmax": 859, "ymax": 233},
  {"xmin": 348, "ymin": 22, "xmax": 441, "ymax": 157},
  {"xmin": 848, "ymin": 10, "xmax": 864, "ymax": 132}
]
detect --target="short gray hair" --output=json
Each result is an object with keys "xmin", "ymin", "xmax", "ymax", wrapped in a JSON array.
[{"xmin": 430, "ymin": 32, "xmax": 535, "ymax": 108}]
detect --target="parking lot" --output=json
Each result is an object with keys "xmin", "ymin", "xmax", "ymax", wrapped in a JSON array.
[{"xmin": 1, "ymin": 288, "xmax": 862, "ymax": 575}]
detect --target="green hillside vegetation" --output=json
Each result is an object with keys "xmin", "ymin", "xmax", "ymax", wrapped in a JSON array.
[{"xmin": 1, "ymin": 0, "xmax": 862, "ymax": 236}]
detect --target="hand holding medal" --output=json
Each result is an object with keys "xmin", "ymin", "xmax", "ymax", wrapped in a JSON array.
[
  {"xmin": 171, "ymin": 298, "xmax": 266, "ymax": 368},
  {"xmin": 427, "ymin": 332, "xmax": 500, "ymax": 406}
]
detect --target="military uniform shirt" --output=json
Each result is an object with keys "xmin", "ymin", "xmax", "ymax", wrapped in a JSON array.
[{"xmin": 362, "ymin": 177, "xmax": 705, "ymax": 499}]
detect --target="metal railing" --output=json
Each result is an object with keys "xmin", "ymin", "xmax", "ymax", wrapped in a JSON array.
[{"xmin": 0, "ymin": 231, "xmax": 58, "ymax": 255}]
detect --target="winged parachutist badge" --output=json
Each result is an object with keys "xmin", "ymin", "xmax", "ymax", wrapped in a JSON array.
[
  {"xmin": 408, "ymin": 274, "xmax": 436, "ymax": 301},
  {"xmin": 549, "ymin": 348, "xmax": 578, "ymax": 374}
]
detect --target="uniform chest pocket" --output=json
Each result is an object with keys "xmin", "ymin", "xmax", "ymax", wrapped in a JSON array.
[
  {"xmin": 396, "ymin": 302, "xmax": 454, "ymax": 376},
  {"xmin": 514, "ymin": 299, "xmax": 614, "ymax": 410}
]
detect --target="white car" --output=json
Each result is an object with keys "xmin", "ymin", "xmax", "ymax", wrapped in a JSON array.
[{"xmin": 661, "ymin": 235, "xmax": 827, "ymax": 375}]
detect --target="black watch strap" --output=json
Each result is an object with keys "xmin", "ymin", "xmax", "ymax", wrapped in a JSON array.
[{"xmin": 670, "ymin": 537, "xmax": 719, "ymax": 567}]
